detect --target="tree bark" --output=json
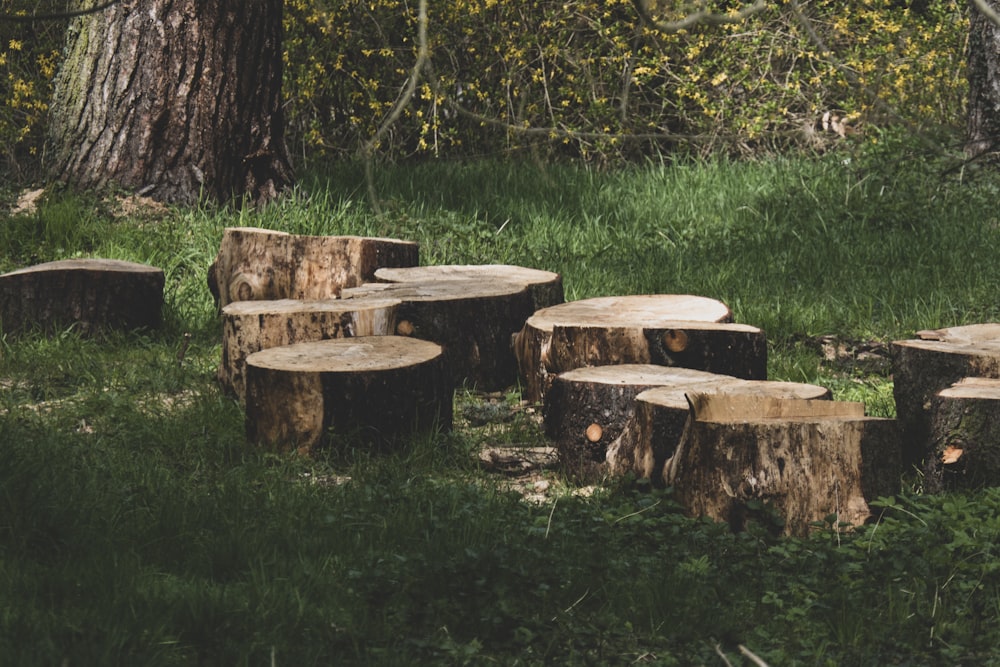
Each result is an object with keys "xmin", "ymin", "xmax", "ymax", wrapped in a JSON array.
[
  {"xmin": 513, "ymin": 295, "xmax": 735, "ymax": 404},
  {"xmin": 0, "ymin": 258, "xmax": 163, "ymax": 336},
  {"xmin": 666, "ymin": 394, "xmax": 901, "ymax": 536},
  {"xmin": 892, "ymin": 324, "xmax": 1000, "ymax": 469},
  {"xmin": 607, "ymin": 379, "xmax": 831, "ymax": 484},
  {"xmin": 244, "ymin": 336, "xmax": 453, "ymax": 453},
  {"xmin": 48, "ymin": 0, "xmax": 293, "ymax": 205},
  {"xmin": 968, "ymin": 0, "xmax": 1000, "ymax": 158},
  {"xmin": 925, "ymin": 377, "xmax": 1000, "ymax": 492},
  {"xmin": 207, "ymin": 227, "xmax": 419, "ymax": 309},
  {"xmin": 219, "ymin": 297, "xmax": 401, "ymax": 402},
  {"xmin": 343, "ymin": 279, "xmax": 535, "ymax": 391}
]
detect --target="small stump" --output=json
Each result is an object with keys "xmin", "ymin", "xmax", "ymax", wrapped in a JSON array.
[
  {"xmin": 607, "ymin": 379, "xmax": 831, "ymax": 484},
  {"xmin": 513, "ymin": 294, "xmax": 762, "ymax": 404},
  {"xmin": 542, "ymin": 364, "xmax": 725, "ymax": 481},
  {"xmin": 892, "ymin": 324, "xmax": 1000, "ymax": 468},
  {"xmin": 343, "ymin": 279, "xmax": 534, "ymax": 391},
  {"xmin": 207, "ymin": 227, "xmax": 419, "ymax": 308},
  {"xmin": 666, "ymin": 393, "xmax": 901, "ymax": 536},
  {"xmin": 219, "ymin": 297, "xmax": 401, "ymax": 402},
  {"xmin": 0, "ymin": 258, "xmax": 164, "ymax": 336},
  {"xmin": 925, "ymin": 377, "xmax": 1000, "ymax": 492},
  {"xmin": 374, "ymin": 264, "xmax": 564, "ymax": 312},
  {"xmin": 244, "ymin": 336, "xmax": 453, "ymax": 453}
]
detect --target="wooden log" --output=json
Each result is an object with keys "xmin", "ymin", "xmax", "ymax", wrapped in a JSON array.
[
  {"xmin": 219, "ymin": 297, "xmax": 401, "ymax": 402},
  {"xmin": 892, "ymin": 324, "xmax": 1000, "ymax": 469},
  {"xmin": 206, "ymin": 227, "xmax": 419, "ymax": 308},
  {"xmin": 343, "ymin": 279, "xmax": 534, "ymax": 391},
  {"xmin": 543, "ymin": 364, "xmax": 726, "ymax": 481},
  {"xmin": 925, "ymin": 377, "xmax": 1000, "ymax": 492},
  {"xmin": 244, "ymin": 336, "xmax": 453, "ymax": 454},
  {"xmin": 666, "ymin": 394, "xmax": 901, "ymax": 536},
  {"xmin": 374, "ymin": 264, "xmax": 564, "ymax": 312},
  {"xmin": 512, "ymin": 294, "xmax": 754, "ymax": 404},
  {"xmin": 607, "ymin": 380, "xmax": 831, "ymax": 484},
  {"xmin": 0, "ymin": 258, "xmax": 164, "ymax": 336}
]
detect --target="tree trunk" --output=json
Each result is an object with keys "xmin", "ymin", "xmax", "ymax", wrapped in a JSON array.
[
  {"xmin": 0, "ymin": 258, "xmax": 163, "ymax": 336},
  {"xmin": 925, "ymin": 377, "xmax": 1000, "ymax": 492},
  {"xmin": 666, "ymin": 394, "xmax": 901, "ymax": 536},
  {"xmin": 607, "ymin": 379, "xmax": 831, "ymax": 484},
  {"xmin": 48, "ymin": 0, "xmax": 292, "ymax": 205},
  {"xmin": 892, "ymin": 324, "xmax": 1000, "ymax": 469},
  {"xmin": 968, "ymin": 0, "xmax": 1000, "ymax": 158},
  {"xmin": 244, "ymin": 336, "xmax": 453, "ymax": 453}
]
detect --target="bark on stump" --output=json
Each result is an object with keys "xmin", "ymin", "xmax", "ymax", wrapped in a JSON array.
[
  {"xmin": 343, "ymin": 279, "xmax": 534, "ymax": 391},
  {"xmin": 513, "ymin": 294, "xmax": 756, "ymax": 404},
  {"xmin": 542, "ymin": 364, "xmax": 725, "ymax": 481},
  {"xmin": 244, "ymin": 336, "xmax": 452, "ymax": 454},
  {"xmin": 892, "ymin": 324, "xmax": 1000, "ymax": 469},
  {"xmin": 924, "ymin": 377, "xmax": 1000, "ymax": 492},
  {"xmin": 374, "ymin": 264, "xmax": 564, "ymax": 312},
  {"xmin": 219, "ymin": 297, "xmax": 401, "ymax": 402},
  {"xmin": 607, "ymin": 380, "xmax": 832, "ymax": 485},
  {"xmin": 207, "ymin": 227, "xmax": 419, "ymax": 309},
  {"xmin": 666, "ymin": 394, "xmax": 901, "ymax": 536},
  {"xmin": 0, "ymin": 258, "xmax": 164, "ymax": 336}
]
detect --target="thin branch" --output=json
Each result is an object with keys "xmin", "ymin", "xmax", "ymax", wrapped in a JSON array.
[
  {"xmin": 972, "ymin": 0, "xmax": 1000, "ymax": 29},
  {"xmin": 0, "ymin": 0, "xmax": 118, "ymax": 22},
  {"xmin": 632, "ymin": 0, "xmax": 768, "ymax": 34}
]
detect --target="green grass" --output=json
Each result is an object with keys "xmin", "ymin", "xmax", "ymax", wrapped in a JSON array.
[{"xmin": 5, "ymin": 136, "xmax": 1000, "ymax": 664}]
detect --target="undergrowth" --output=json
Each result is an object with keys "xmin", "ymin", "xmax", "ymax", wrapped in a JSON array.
[{"xmin": 3, "ymin": 140, "xmax": 1000, "ymax": 664}]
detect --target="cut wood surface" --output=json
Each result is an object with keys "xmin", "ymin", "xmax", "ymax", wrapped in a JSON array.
[
  {"xmin": 607, "ymin": 380, "xmax": 831, "ymax": 484},
  {"xmin": 542, "ymin": 364, "xmax": 726, "ymax": 480},
  {"xmin": 0, "ymin": 258, "xmax": 164, "ymax": 336},
  {"xmin": 925, "ymin": 377, "xmax": 1000, "ymax": 492},
  {"xmin": 512, "ymin": 294, "xmax": 752, "ymax": 404},
  {"xmin": 892, "ymin": 324, "xmax": 1000, "ymax": 468},
  {"xmin": 219, "ymin": 297, "xmax": 401, "ymax": 402},
  {"xmin": 207, "ymin": 227, "xmax": 419, "ymax": 308},
  {"xmin": 666, "ymin": 394, "xmax": 901, "ymax": 536},
  {"xmin": 244, "ymin": 336, "xmax": 452, "ymax": 453},
  {"xmin": 343, "ymin": 279, "xmax": 534, "ymax": 391},
  {"xmin": 374, "ymin": 264, "xmax": 564, "ymax": 312}
]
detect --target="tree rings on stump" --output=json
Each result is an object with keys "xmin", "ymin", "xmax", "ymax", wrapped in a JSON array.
[
  {"xmin": 244, "ymin": 336, "xmax": 452, "ymax": 454},
  {"xmin": 219, "ymin": 297, "xmax": 401, "ymax": 402},
  {"xmin": 666, "ymin": 394, "xmax": 901, "ymax": 536},
  {"xmin": 343, "ymin": 279, "xmax": 534, "ymax": 391},
  {"xmin": 0, "ymin": 258, "xmax": 164, "ymax": 336},
  {"xmin": 513, "ymin": 294, "xmax": 758, "ymax": 404},
  {"xmin": 925, "ymin": 377, "xmax": 1000, "ymax": 492},
  {"xmin": 892, "ymin": 324, "xmax": 1000, "ymax": 469},
  {"xmin": 207, "ymin": 227, "xmax": 419, "ymax": 308},
  {"xmin": 374, "ymin": 264, "xmax": 564, "ymax": 312},
  {"xmin": 543, "ymin": 364, "xmax": 724, "ymax": 481},
  {"xmin": 607, "ymin": 379, "xmax": 831, "ymax": 484}
]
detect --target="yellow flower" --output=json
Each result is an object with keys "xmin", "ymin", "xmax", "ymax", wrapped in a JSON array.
[{"xmin": 8, "ymin": 40, "xmax": 22, "ymax": 51}]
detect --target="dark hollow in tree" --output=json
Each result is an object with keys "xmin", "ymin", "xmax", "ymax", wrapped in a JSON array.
[{"xmin": 47, "ymin": 0, "xmax": 293, "ymax": 206}]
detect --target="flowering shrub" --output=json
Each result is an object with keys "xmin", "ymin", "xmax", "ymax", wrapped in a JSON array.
[
  {"xmin": 0, "ymin": 0, "xmax": 970, "ymax": 179},
  {"xmin": 282, "ymin": 0, "xmax": 968, "ymax": 160}
]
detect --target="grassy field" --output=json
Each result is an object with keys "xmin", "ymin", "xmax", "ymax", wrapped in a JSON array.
[{"xmin": 4, "ymin": 134, "xmax": 1000, "ymax": 665}]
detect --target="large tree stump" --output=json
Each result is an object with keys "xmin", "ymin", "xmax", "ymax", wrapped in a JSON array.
[
  {"xmin": 542, "ymin": 365, "xmax": 726, "ymax": 480},
  {"xmin": 374, "ymin": 264, "xmax": 564, "ymax": 312},
  {"xmin": 244, "ymin": 336, "xmax": 453, "ymax": 453},
  {"xmin": 343, "ymin": 279, "xmax": 534, "ymax": 391},
  {"xmin": 892, "ymin": 324, "xmax": 1000, "ymax": 469},
  {"xmin": 666, "ymin": 394, "xmax": 901, "ymax": 536},
  {"xmin": 924, "ymin": 377, "xmax": 1000, "ymax": 492},
  {"xmin": 207, "ymin": 227, "xmax": 419, "ymax": 308},
  {"xmin": 0, "ymin": 258, "xmax": 164, "ymax": 336},
  {"xmin": 513, "ymin": 294, "xmax": 759, "ymax": 404},
  {"xmin": 607, "ymin": 380, "xmax": 832, "ymax": 484},
  {"xmin": 219, "ymin": 297, "xmax": 401, "ymax": 402}
]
